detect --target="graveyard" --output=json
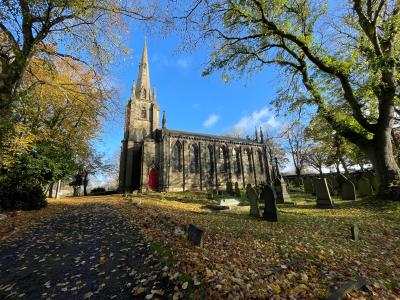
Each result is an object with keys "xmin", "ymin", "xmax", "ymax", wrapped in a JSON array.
[{"xmin": 1, "ymin": 188, "xmax": 398, "ymax": 299}]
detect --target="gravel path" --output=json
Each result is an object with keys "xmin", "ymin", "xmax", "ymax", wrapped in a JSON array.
[{"xmin": 0, "ymin": 203, "xmax": 169, "ymax": 299}]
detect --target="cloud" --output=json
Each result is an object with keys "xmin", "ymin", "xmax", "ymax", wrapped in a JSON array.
[
  {"xmin": 232, "ymin": 107, "xmax": 280, "ymax": 135},
  {"xmin": 203, "ymin": 114, "xmax": 220, "ymax": 128},
  {"xmin": 177, "ymin": 58, "xmax": 191, "ymax": 69}
]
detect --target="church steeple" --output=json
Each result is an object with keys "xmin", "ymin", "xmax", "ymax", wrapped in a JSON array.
[{"xmin": 135, "ymin": 39, "xmax": 151, "ymax": 101}]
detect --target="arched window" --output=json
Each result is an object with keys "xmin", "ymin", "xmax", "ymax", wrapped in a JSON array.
[
  {"xmin": 190, "ymin": 144, "xmax": 199, "ymax": 173},
  {"xmin": 208, "ymin": 145, "xmax": 214, "ymax": 174},
  {"xmin": 172, "ymin": 142, "xmax": 182, "ymax": 172},
  {"xmin": 143, "ymin": 88, "xmax": 147, "ymax": 99},
  {"xmin": 258, "ymin": 150, "xmax": 264, "ymax": 173},
  {"xmin": 233, "ymin": 148, "xmax": 241, "ymax": 175},
  {"xmin": 219, "ymin": 146, "xmax": 228, "ymax": 173},
  {"xmin": 246, "ymin": 149, "xmax": 253, "ymax": 173},
  {"xmin": 141, "ymin": 107, "xmax": 147, "ymax": 119}
]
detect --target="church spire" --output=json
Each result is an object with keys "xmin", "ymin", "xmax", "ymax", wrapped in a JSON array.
[
  {"xmin": 135, "ymin": 39, "xmax": 151, "ymax": 100},
  {"xmin": 162, "ymin": 111, "xmax": 167, "ymax": 129}
]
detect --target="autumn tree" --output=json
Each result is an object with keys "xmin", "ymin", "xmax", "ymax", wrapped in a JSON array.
[
  {"xmin": 179, "ymin": 0, "xmax": 400, "ymax": 198},
  {"xmin": 0, "ymin": 0, "xmax": 155, "ymax": 144},
  {"xmin": 281, "ymin": 123, "xmax": 310, "ymax": 178},
  {"xmin": 1, "ymin": 55, "xmax": 112, "ymax": 190}
]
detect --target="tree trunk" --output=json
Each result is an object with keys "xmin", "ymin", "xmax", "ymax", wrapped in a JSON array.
[
  {"xmin": 83, "ymin": 173, "xmax": 89, "ymax": 196},
  {"xmin": 340, "ymin": 157, "xmax": 349, "ymax": 174},
  {"xmin": 48, "ymin": 182, "xmax": 54, "ymax": 198},
  {"xmin": 364, "ymin": 128, "xmax": 400, "ymax": 199}
]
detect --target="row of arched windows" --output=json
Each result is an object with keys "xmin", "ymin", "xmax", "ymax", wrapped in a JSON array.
[{"xmin": 171, "ymin": 142, "xmax": 265, "ymax": 175}]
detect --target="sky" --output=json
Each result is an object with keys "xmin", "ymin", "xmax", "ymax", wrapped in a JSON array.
[{"xmin": 94, "ymin": 28, "xmax": 289, "ymax": 175}]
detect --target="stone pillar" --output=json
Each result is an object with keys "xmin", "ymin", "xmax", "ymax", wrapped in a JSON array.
[
  {"xmin": 199, "ymin": 141, "xmax": 203, "ymax": 190},
  {"xmin": 240, "ymin": 147, "xmax": 245, "ymax": 188}
]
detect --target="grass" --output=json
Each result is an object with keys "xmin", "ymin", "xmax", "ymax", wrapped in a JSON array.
[
  {"xmin": 1, "ymin": 192, "xmax": 398, "ymax": 298},
  {"xmin": 124, "ymin": 190, "xmax": 400, "ymax": 299}
]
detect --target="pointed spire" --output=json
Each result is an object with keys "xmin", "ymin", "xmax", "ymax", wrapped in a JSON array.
[
  {"xmin": 130, "ymin": 80, "xmax": 136, "ymax": 100},
  {"xmin": 162, "ymin": 111, "xmax": 167, "ymax": 129},
  {"xmin": 152, "ymin": 87, "xmax": 157, "ymax": 102},
  {"xmin": 255, "ymin": 127, "xmax": 259, "ymax": 142},
  {"xmin": 260, "ymin": 127, "xmax": 264, "ymax": 143},
  {"xmin": 135, "ymin": 38, "xmax": 151, "ymax": 100}
]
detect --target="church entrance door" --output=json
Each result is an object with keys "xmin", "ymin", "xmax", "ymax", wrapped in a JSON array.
[{"xmin": 148, "ymin": 168, "xmax": 157, "ymax": 190}]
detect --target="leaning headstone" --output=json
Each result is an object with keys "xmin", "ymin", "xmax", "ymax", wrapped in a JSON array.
[
  {"xmin": 357, "ymin": 177, "xmax": 373, "ymax": 197},
  {"xmin": 274, "ymin": 178, "xmax": 284, "ymax": 204},
  {"xmin": 187, "ymin": 224, "xmax": 205, "ymax": 247},
  {"xmin": 260, "ymin": 185, "xmax": 278, "ymax": 222},
  {"xmin": 341, "ymin": 177, "xmax": 356, "ymax": 200},
  {"xmin": 246, "ymin": 184, "xmax": 260, "ymax": 217},
  {"xmin": 314, "ymin": 178, "xmax": 334, "ymax": 208},
  {"xmin": 226, "ymin": 181, "xmax": 234, "ymax": 196},
  {"xmin": 351, "ymin": 224, "xmax": 359, "ymax": 241},
  {"xmin": 234, "ymin": 182, "xmax": 241, "ymax": 197}
]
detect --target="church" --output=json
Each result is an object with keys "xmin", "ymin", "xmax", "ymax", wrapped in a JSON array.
[{"xmin": 118, "ymin": 42, "xmax": 274, "ymax": 192}]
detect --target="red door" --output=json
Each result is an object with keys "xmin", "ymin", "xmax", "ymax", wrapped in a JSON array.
[{"xmin": 148, "ymin": 168, "xmax": 157, "ymax": 190}]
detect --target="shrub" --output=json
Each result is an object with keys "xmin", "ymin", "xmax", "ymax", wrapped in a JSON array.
[
  {"xmin": 0, "ymin": 181, "xmax": 47, "ymax": 211},
  {"xmin": 90, "ymin": 187, "xmax": 106, "ymax": 194}
]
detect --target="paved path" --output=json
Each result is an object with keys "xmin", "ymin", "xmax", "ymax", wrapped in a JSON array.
[{"xmin": 0, "ymin": 203, "xmax": 169, "ymax": 299}]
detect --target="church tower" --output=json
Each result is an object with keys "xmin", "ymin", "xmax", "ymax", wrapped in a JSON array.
[{"xmin": 119, "ymin": 40, "xmax": 160, "ymax": 192}]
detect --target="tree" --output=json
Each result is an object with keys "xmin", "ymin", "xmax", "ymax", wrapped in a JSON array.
[
  {"xmin": 305, "ymin": 145, "xmax": 327, "ymax": 175},
  {"xmin": 0, "ymin": 0, "xmax": 154, "ymax": 144},
  {"xmin": 77, "ymin": 150, "xmax": 113, "ymax": 196},
  {"xmin": 182, "ymin": 0, "xmax": 400, "ymax": 198},
  {"xmin": 282, "ymin": 123, "xmax": 310, "ymax": 178}
]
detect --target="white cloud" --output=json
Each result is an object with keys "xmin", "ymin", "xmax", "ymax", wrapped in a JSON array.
[
  {"xmin": 232, "ymin": 107, "xmax": 280, "ymax": 135},
  {"xmin": 177, "ymin": 58, "xmax": 191, "ymax": 69},
  {"xmin": 203, "ymin": 114, "xmax": 220, "ymax": 128}
]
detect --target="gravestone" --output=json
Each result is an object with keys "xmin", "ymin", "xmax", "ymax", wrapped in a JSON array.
[
  {"xmin": 260, "ymin": 185, "xmax": 278, "ymax": 222},
  {"xmin": 246, "ymin": 184, "xmax": 260, "ymax": 217},
  {"xmin": 187, "ymin": 224, "xmax": 205, "ymax": 247},
  {"xmin": 304, "ymin": 178, "xmax": 315, "ymax": 195},
  {"xmin": 234, "ymin": 182, "xmax": 241, "ymax": 197},
  {"xmin": 351, "ymin": 224, "xmax": 359, "ymax": 241},
  {"xmin": 341, "ymin": 176, "xmax": 356, "ymax": 200},
  {"xmin": 207, "ymin": 193, "xmax": 214, "ymax": 200},
  {"xmin": 370, "ymin": 176, "xmax": 380, "ymax": 193},
  {"xmin": 226, "ymin": 181, "xmax": 234, "ymax": 196},
  {"xmin": 357, "ymin": 177, "xmax": 373, "ymax": 197},
  {"xmin": 274, "ymin": 178, "xmax": 284, "ymax": 204},
  {"xmin": 281, "ymin": 178, "xmax": 291, "ymax": 202},
  {"xmin": 314, "ymin": 178, "xmax": 334, "ymax": 208}
]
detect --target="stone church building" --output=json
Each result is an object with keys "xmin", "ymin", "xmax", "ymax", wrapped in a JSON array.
[{"xmin": 119, "ymin": 42, "xmax": 274, "ymax": 192}]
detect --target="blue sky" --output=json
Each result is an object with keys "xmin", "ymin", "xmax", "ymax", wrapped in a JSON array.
[{"xmin": 96, "ymin": 30, "xmax": 285, "ymax": 164}]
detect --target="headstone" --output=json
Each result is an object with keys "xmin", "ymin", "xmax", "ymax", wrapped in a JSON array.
[
  {"xmin": 304, "ymin": 178, "xmax": 314, "ymax": 194},
  {"xmin": 370, "ymin": 176, "xmax": 380, "ymax": 193},
  {"xmin": 227, "ymin": 182, "xmax": 234, "ymax": 195},
  {"xmin": 187, "ymin": 224, "xmax": 204, "ymax": 247},
  {"xmin": 341, "ymin": 176, "xmax": 356, "ymax": 200},
  {"xmin": 357, "ymin": 177, "xmax": 373, "ymax": 197},
  {"xmin": 219, "ymin": 198, "xmax": 240, "ymax": 207},
  {"xmin": 246, "ymin": 184, "xmax": 260, "ymax": 217},
  {"xmin": 234, "ymin": 182, "xmax": 241, "ymax": 197},
  {"xmin": 351, "ymin": 224, "xmax": 359, "ymax": 241},
  {"xmin": 281, "ymin": 178, "xmax": 291, "ymax": 202},
  {"xmin": 274, "ymin": 178, "xmax": 284, "ymax": 204},
  {"xmin": 314, "ymin": 178, "xmax": 334, "ymax": 208},
  {"xmin": 260, "ymin": 185, "xmax": 278, "ymax": 222},
  {"xmin": 207, "ymin": 193, "xmax": 214, "ymax": 200}
]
